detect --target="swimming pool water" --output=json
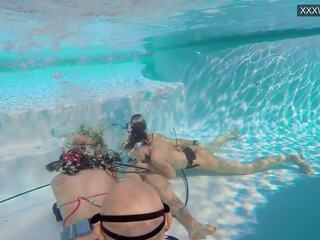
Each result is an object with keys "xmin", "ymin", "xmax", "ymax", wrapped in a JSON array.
[
  {"xmin": 1, "ymin": 1, "xmax": 320, "ymax": 239},
  {"xmin": 147, "ymin": 32, "xmax": 320, "ymax": 164},
  {"xmin": 141, "ymin": 29, "xmax": 320, "ymax": 240}
]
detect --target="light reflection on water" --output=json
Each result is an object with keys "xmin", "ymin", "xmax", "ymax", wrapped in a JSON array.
[{"xmin": 0, "ymin": 1, "xmax": 320, "ymax": 239}]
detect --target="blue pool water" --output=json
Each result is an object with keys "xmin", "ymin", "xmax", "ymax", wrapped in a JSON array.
[
  {"xmin": 1, "ymin": 1, "xmax": 320, "ymax": 239},
  {"xmin": 238, "ymin": 177, "xmax": 320, "ymax": 240}
]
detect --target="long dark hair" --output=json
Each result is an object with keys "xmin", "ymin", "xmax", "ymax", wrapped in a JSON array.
[{"xmin": 125, "ymin": 114, "xmax": 148, "ymax": 150}]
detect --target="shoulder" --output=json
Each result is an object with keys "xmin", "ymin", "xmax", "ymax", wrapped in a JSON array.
[
  {"xmin": 148, "ymin": 133, "xmax": 165, "ymax": 142},
  {"xmin": 51, "ymin": 174, "xmax": 67, "ymax": 188}
]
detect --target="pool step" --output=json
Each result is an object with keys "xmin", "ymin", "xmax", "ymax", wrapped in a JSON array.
[
  {"xmin": 0, "ymin": 80, "xmax": 185, "ymax": 200},
  {"xmin": 0, "ymin": 80, "xmax": 185, "ymax": 147}
]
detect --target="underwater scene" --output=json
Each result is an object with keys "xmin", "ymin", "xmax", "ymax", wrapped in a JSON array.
[{"xmin": 1, "ymin": 1, "xmax": 320, "ymax": 240}]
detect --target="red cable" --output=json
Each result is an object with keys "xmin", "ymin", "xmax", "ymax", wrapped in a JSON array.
[{"xmin": 61, "ymin": 192, "xmax": 108, "ymax": 227}]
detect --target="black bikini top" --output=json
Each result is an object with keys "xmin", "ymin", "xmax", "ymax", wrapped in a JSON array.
[{"xmin": 90, "ymin": 203, "xmax": 170, "ymax": 240}]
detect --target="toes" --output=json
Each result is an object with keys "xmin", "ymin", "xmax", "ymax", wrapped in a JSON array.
[
  {"xmin": 287, "ymin": 153, "xmax": 314, "ymax": 174},
  {"xmin": 302, "ymin": 165, "xmax": 314, "ymax": 174},
  {"xmin": 230, "ymin": 129, "xmax": 241, "ymax": 138},
  {"xmin": 204, "ymin": 224, "xmax": 217, "ymax": 234},
  {"xmin": 209, "ymin": 225, "xmax": 217, "ymax": 233}
]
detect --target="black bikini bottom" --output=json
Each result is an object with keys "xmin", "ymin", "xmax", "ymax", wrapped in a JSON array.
[{"xmin": 182, "ymin": 146, "xmax": 199, "ymax": 169}]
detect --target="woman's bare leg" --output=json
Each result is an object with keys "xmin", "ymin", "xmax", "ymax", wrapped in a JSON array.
[
  {"xmin": 209, "ymin": 129, "xmax": 240, "ymax": 153},
  {"xmin": 196, "ymin": 153, "xmax": 313, "ymax": 175},
  {"xmin": 286, "ymin": 153, "xmax": 313, "ymax": 174},
  {"xmin": 144, "ymin": 173, "xmax": 216, "ymax": 239}
]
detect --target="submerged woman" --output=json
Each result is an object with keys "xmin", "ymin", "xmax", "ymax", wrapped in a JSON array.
[
  {"xmin": 47, "ymin": 125, "xmax": 215, "ymax": 240},
  {"xmin": 47, "ymin": 125, "xmax": 121, "ymax": 240},
  {"xmin": 124, "ymin": 114, "xmax": 313, "ymax": 179}
]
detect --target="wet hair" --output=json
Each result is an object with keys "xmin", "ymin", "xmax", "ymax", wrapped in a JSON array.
[
  {"xmin": 46, "ymin": 125, "xmax": 114, "ymax": 175},
  {"xmin": 121, "ymin": 114, "xmax": 148, "ymax": 150},
  {"xmin": 46, "ymin": 148, "xmax": 121, "ymax": 175},
  {"xmin": 77, "ymin": 125, "xmax": 105, "ymax": 146},
  {"xmin": 130, "ymin": 114, "xmax": 144, "ymax": 124},
  {"xmin": 126, "ymin": 121, "xmax": 148, "ymax": 150}
]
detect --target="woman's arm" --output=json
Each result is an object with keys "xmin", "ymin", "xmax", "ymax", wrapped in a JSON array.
[
  {"xmin": 156, "ymin": 133, "xmax": 199, "ymax": 147},
  {"xmin": 150, "ymin": 154, "xmax": 177, "ymax": 179}
]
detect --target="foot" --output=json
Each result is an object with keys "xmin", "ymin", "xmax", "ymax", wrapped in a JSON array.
[
  {"xmin": 189, "ymin": 223, "xmax": 217, "ymax": 240},
  {"xmin": 224, "ymin": 128, "xmax": 241, "ymax": 141},
  {"xmin": 286, "ymin": 153, "xmax": 314, "ymax": 174},
  {"xmin": 209, "ymin": 129, "xmax": 241, "ymax": 153},
  {"xmin": 211, "ymin": 129, "xmax": 241, "ymax": 145}
]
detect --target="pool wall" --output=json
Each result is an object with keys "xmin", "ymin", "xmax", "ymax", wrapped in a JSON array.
[
  {"xmin": 0, "ymin": 61, "xmax": 185, "ymax": 200},
  {"xmin": 143, "ymin": 32, "xmax": 320, "ymax": 165}
]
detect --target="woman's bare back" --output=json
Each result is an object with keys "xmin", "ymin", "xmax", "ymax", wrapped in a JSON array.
[
  {"xmin": 151, "ymin": 135, "xmax": 188, "ymax": 169},
  {"xmin": 51, "ymin": 169, "xmax": 116, "ymax": 226}
]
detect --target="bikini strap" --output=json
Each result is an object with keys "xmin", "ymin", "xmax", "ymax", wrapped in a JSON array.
[{"xmin": 61, "ymin": 192, "xmax": 108, "ymax": 227}]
